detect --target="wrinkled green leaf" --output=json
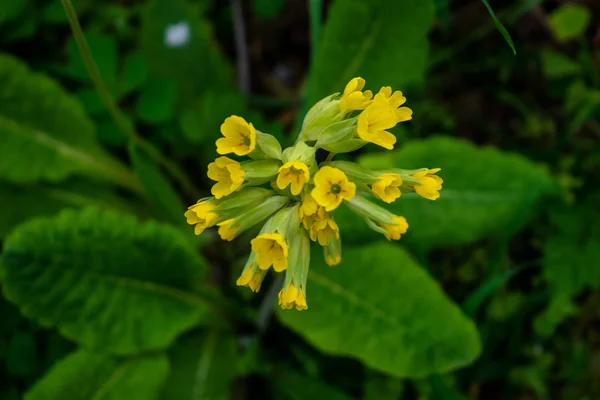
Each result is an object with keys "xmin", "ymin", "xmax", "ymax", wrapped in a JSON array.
[
  {"xmin": 347, "ymin": 136, "xmax": 553, "ymax": 249},
  {"xmin": 542, "ymin": 203, "xmax": 600, "ymax": 296},
  {"xmin": 162, "ymin": 332, "xmax": 238, "ymax": 400},
  {"xmin": 308, "ymin": 0, "xmax": 435, "ymax": 104},
  {"xmin": 549, "ymin": 4, "xmax": 591, "ymax": 42},
  {"xmin": 0, "ymin": 53, "xmax": 135, "ymax": 188},
  {"xmin": 0, "ymin": 208, "xmax": 213, "ymax": 355},
  {"xmin": 140, "ymin": 0, "xmax": 234, "ymax": 103},
  {"xmin": 274, "ymin": 368, "xmax": 353, "ymax": 400},
  {"xmin": 129, "ymin": 141, "xmax": 186, "ymax": 224},
  {"xmin": 25, "ymin": 350, "xmax": 168, "ymax": 400},
  {"xmin": 479, "ymin": 0, "xmax": 516, "ymax": 54},
  {"xmin": 277, "ymin": 243, "xmax": 481, "ymax": 378}
]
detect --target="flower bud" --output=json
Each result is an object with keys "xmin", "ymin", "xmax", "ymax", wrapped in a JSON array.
[
  {"xmin": 282, "ymin": 141, "xmax": 317, "ymax": 168},
  {"xmin": 279, "ymin": 224, "xmax": 310, "ymax": 310},
  {"xmin": 323, "ymin": 233, "xmax": 341, "ymax": 266},
  {"xmin": 299, "ymin": 94, "xmax": 344, "ymax": 142},
  {"xmin": 236, "ymin": 252, "xmax": 267, "ymax": 293},
  {"xmin": 346, "ymin": 196, "xmax": 408, "ymax": 240},
  {"xmin": 248, "ymin": 131, "xmax": 283, "ymax": 161},
  {"xmin": 315, "ymin": 117, "xmax": 357, "ymax": 148}
]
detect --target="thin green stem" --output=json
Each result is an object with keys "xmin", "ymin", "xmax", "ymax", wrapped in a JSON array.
[{"xmin": 61, "ymin": 0, "xmax": 201, "ymax": 200}]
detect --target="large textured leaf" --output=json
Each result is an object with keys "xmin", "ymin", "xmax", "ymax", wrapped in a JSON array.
[
  {"xmin": 277, "ymin": 243, "xmax": 481, "ymax": 378},
  {"xmin": 0, "ymin": 54, "xmax": 136, "ymax": 188},
  {"xmin": 0, "ymin": 208, "xmax": 212, "ymax": 355},
  {"xmin": 342, "ymin": 136, "xmax": 553, "ymax": 249},
  {"xmin": 25, "ymin": 350, "xmax": 168, "ymax": 400},
  {"xmin": 161, "ymin": 332, "xmax": 237, "ymax": 400},
  {"xmin": 129, "ymin": 141, "xmax": 186, "ymax": 224},
  {"xmin": 140, "ymin": 0, "xmax": 234, "ymax": 104},
  {"xmin": 542, "ymin": 203, "xmax": 600, "ymax": 296},
  {"xmin": 308, "ymin": 0, "xmax": 435, "ymax": 104}
]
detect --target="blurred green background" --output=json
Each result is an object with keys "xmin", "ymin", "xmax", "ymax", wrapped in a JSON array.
[{"xmin": 1, "ymin": 0, "xmax": 599, "ymax": 399}]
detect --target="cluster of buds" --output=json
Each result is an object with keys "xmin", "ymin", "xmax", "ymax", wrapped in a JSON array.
[{"xmin": 185, "ymin": 78, "xmax": 443, "ymax": 311}]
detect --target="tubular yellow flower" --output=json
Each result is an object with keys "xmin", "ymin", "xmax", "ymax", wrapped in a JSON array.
[
  {"xmin": 207, "ymin": 156, "xmax": 245, "ymax": 199},
  {"xmin": 278, "ymin": 282, "xmax": 308, "ymax": 311},
  {"xmin": 251, "ymin": 232, "xmax": 289, "ymax": 272},
  {"xmin": 380, "ymin": 216, "xmax": 409, "ymax": 241},
  {"xmin": 356, "ymin": 104, "xmax": 399, "ymax": 150},
  {"xmin": 184, "ymin": 201, "xmax": 218, "ymax": 235},
  {"xmin": 326, "ymin": 253, "xmax": 341, "ymax": 266},
  {"xmin": 217, "ymin": 219, "xmax": 238, "ymax": 241},
  {"xmin": 236, "ymin": 265, "xmax": 264, "ymax": 293},
  {"xmin": 309, "ymin": 217, "xmax": 339, "ymax": 246},
  {"xmin": 412, "ymin": 168, "xmax": 443, "ymax": 200},
  {"xmin": 372, "ymin": 86, "xmax": 413, "ymax": 122},
  {"xmin": 311, "ymin": 166, "xmax": 356, "ymax": 211},
  {"xmin": 216, "ymin": 115, "xmax": 257, "ymax": 156},
  {"xmin": 371, "ymin": 173, "xmax": 403, "ymax": 203},
  {"xmin": 339, "ymin": 77, "xmax": 373, "ymax": 111},
  {"xmin": 276, "ymin": 160, "xmax": 310, "ymax": 196},
  {"xmin": 299, "ymin": 193, "xmax": 326, "ymax": 228}
]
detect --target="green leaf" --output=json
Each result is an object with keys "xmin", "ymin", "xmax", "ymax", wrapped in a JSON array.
[
  {"xmin": 65, "ymin": 32, "xmax": 118, "ymax": 84},
  {"xmin": 542, "ymin": 203, "xmax": 600, "ymax": 296},
  {"xmin": 549, "ymin": 4, "xmax": 591, "ymax": 42},
  {"xmin": 0, "ymin": 53, "xmax": 136, "ymax": 188},
  {"xmin": 25, "ymin": 350, "xmax": 168, "ymax": 400},
  {"xmin": 277, "ymin": 243, "xmax": 481, "ymax": 378},
  {"xmin": 128, "ymin": 141, "xmax": 185, "ymax": 224},
  {"xmin": 162, "ymin": 332, "xmax": 238, "ymax": 400},
  {"xmin": 533, "ymin": 294, "xmax": 577, "ymax": 337},
  {"xmin": 479, "ymin": 0, "xmax": 516, "ymax": 54},
  {"xmin": 0, "ymin": 208, "xmax": 213, "ymax": 355},
  {"xmin": 119, "ymin": 51, "xmax": 149, "ymax": 97},
  {"xmin": 140, "ymin": 0, "xmax": 234, "ymax": 104},
  {"xmin": 307, "ymin": 0, "xmax": 435, "ymax": 105},
  {"xmin": 273, "ymin": 368, "xmax": 353, "ymax": 400},
  {"xmin": 0, "ymin": 0, "xmax": 27, "ymax": 22},
  {"xmin": 540, "ymin": 50, "xmax": 580, "ymax": 79},
  {"xmin": 135, "ymin": 78, "xmax": 177, "ymax": 123},
  {"xmin": 347, "ymin": 136, "xmax": 553, "ymax": 249}
]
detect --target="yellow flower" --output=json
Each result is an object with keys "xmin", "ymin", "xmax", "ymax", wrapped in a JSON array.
[
  {"xmin": 276, "ymin": 160, "xmax": 310, "ymax": 196},
  {"xmin": 278, "ymin": 282, "xmax": 307, "ymax": 311},
  {"xmin": 309, "ymin": 217, "xmax": 339, "ymax": 246},
  {"xmin": 372, "ymin": 86, "xmax": 413, "ymax": 122},
  {"xmin": 339, "ymin": 77, "xmax": 373, "ymax": 111},
  {"xmin": 236, "ymin": 266, "xmax": 264, "ymax": 293},
  {"xmin": 357, "ymin": 104, "xmax": 398, "ymax": 150},
  {"xmin": 412, "ymin": 168, "xmax": 443, "ymax": 200},
  {"xmin": 184, "ymin": 201, "xmax": 218, "ymax": 235},
  {"xmin": 371, "ymin": 173, "xmax": 403, "ymax": 203},
  {"xmin": 216, "ymin": 115, "xmax": 256, "ymax": 156},
  {"xmin": 325, "ymin": 253, "xmax": 341, "ymax": 266},
  {"xmin": 380, "ymin": 216, "xmax": 409, "ymax": 240},
  {"xmin": 251, "ymin": 232, "xmax": 289, "ymax": 272},
  {"xmin": 299, "ymin": 193, "xmax": 326, "ymax": 229},
  {"xmin": 217, "ymin": 219, "xmax": 238, "ymax": 241},
  {"xmin": 207, "ymin": 156, "xmax": 245, "ymax": 199},
  {"xmin": 311, "ymin": 166, "xmax": 356, "ymax": 211}
]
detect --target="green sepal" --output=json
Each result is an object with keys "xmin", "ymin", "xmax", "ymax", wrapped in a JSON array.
[
  {"xmin": 224, "ymin": 195, "xmax": 290, "ymax": 239},
  {"xmin": 242, "ymin": 159, "xmax": 281, "ymax": 184},
  {"xmin": 320, "ymin": 138, "xmax": 367, "ymax": 154},
  {"xmin": 299, "ymin": 94, "xmax": 344, "ymax": 141},
  {"xmin": 249, "ymin": 131, "xmax": 283, "ymax": 160},
  {"xmin": 282, "ymin": 141, "xmax": 317, "ymax": 168},
  {"xmin": 213, "ymin": 188, "xmax": 273, "ymax": 213},
  {"xmin": 315, "ymin": 117, "xmax": 357, "ymax": 148},
  {"xmin": 345, "ymin": 196, "xmax": 396, "ymax": 225},
  {"xmin": 328, "ymin": 161, "xmax": 378, "ymax": 185}
]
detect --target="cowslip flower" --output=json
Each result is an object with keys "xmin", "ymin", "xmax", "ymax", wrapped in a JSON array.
[
  {"xmin": 339, "ymin": 77, "xmax": 373, "ymax": 111},
  {"xmin": 184, "ymin": 200, "xmax": 218, "ymax": 235},
  {"xmin": 251, "ymin": 232, "xmax": 289, "ymax": 272},
  {"xmin": 371, "ymin": 173, "xmax": 403, "ymax": 203},
  {"xmin": 311, "ymin": 166, "xmax": 356, "ymax": 211},
  {"xmin": 411, "ymin": 168, "xmax": 443, "ymax": 200},
  {"xmin": 277, "ymin": 160, "xmax": 310, "ymax": 196},
  {"xmin": 207, "ymin": 157, "xmax": 245, "ymax": 199},
  {"xmin": 185, "ymin": 77, "xmax": 442, "ymax": 312},
  {"xmin": 216, "ymin": 115, "xmax": 256, "ymax": 156}
]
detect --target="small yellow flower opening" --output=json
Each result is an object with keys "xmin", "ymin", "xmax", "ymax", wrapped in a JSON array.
[
  {"xmin": 309, "ymin": 217, "xmax": 340, "ymax": 246},
  {"xmin": 325, "ymin": 253, "xmax": 341, "ymax": 266},
  {"xmin": 371, "ymin": 173, "xmax": 403, "ymax": 203},
  {"xmin": 218, "ymin": 219, "xmax": 238, "ymax": 241},
  {"xmin": 251, "ymin": 232, "xmax": 289, "ymax": 272},
  {"xmin": 184, "ymin": 201, "xmax": 218, "ymax": 235},
  {"xmin": 339, "ymin": 77, "xmax": 373, "ymax": 111},
  {"xmin": 207, "ymin": 156, "xmax": 245, "ymax": 199},
  {"xmin": 278, "ymin": 282, "xmax": 308, "ymax": 311},
  {"xmin": 381, "ymin": 216, "xmax": 409, "ymax": 241},
  {"xmin": 412, "ymin": 168, "xmax": 443, "ymax": 200},
  {"xmin": 236, "ymin": 266, "xmax": 263, "ymax": 293},
  {"xmin": 357, "ymin": 104, "xmax": 399, "ymax": 150},
  {"xmin": 311, "ymin": 166, "xmax": 356, "ymax": 211},
  {"xmin": 276, "ymin": 160, "xmax": 310, "ymax": 195},
  {"xmin": 216, "ymin": 115, "xmax": 257, "ymax": 156},
  {"xmin": 373, "ymin": 86, "xmax": 413, "ymax": 122},
  {"xmin": 299, "ymin": 193, "xmax": 326, "ymax": 229}
]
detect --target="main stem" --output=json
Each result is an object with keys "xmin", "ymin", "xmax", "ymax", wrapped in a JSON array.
[{"xmin": 61, "ymin": 0, "xmax": 201, "ymax": 200}]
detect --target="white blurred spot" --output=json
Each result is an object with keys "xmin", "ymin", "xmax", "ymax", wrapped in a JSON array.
[{"xmin": 164, "ymin": 22, "xmax": 190, "ymax": 48}]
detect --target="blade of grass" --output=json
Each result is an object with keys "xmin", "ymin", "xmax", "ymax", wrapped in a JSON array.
[{"xmin": 480, "ymin": 0, "xmax": 516, "ymax": 54}]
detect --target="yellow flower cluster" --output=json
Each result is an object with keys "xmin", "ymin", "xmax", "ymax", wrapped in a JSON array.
[{"xmin": 185, "ymin": 77, "xmax": 443, "ymax": 311}]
